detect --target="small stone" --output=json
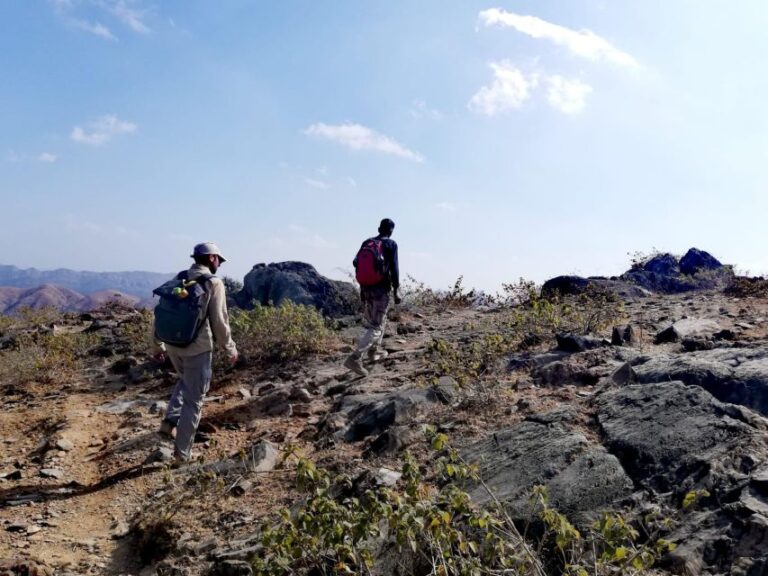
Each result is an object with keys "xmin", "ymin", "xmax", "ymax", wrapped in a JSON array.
[
  {"xmin": 238, "ymin": 388, "xmax": 252, "ymax": 400},
  {"xmin": 55, "ymin": 439, "xmax": 74, "ymax": 452},
  {"xmin": 194, "ymin": 536, "xmax": 218, "ymax": 556},
  {"xmin": 149, "ymin": 401, "xmax": 168, "ymax": 415},
  {"xmin": 292, "ymin": 404, "xmax": 311, "ymax": 417},
  {"xmin": 110, "ymin": 520, "xmax": 131, "ymax": 539},
  {"xmin": 89, "ymin": 438, "xmax": 104, "ymax": 447},
  {"xmin": 145, "ymin": 447, "xmax": 174, "ymax": 464},
  {"xmin": 256, "ymin": 383, "xmax": 276, "ymax": 395},
  {"xmin": 40, "ymin": 468, "xmax": 64, "ymax": 479},
  {"xmin": 26, "ymin": 525, "xmax": 42, "ymax": 535},
  {"xmin": 290, "ymin": 387, "xmax": 312, "ymax": 403},
  {"xmin": 230, "ymin": 479, "xmax": 252, "ymax": 497},
  {"xmin": 374, "ymin": 467, "xmax": 402, "ymax": 487}
]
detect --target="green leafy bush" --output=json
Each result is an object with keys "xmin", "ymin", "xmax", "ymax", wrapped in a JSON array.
[
  {"xmin": 230, "ymin": 301, "xmax": 337, "ymax": 365},
  {"xmin": 249, "ymin": 430, "xmax": 693, "ymax": 576}
]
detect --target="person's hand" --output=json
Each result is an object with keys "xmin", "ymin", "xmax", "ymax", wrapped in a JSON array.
[
  {"xmin": 152, "ymin": 351, "xmax": 167, "ymax": 364},
  {"xmin": 228, "ymin": 353, "xmax": 239, "ymax": 366}
]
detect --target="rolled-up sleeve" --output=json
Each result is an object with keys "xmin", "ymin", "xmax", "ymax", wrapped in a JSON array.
[{"xmin": 207, "ymin": 279, "xmax": 238, "ymax": 357}]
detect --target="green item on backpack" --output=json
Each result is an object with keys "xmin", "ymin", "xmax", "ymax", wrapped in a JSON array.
[{"xmin": 153, "ymin": 271, "xmax": 213, "ymax": 347}]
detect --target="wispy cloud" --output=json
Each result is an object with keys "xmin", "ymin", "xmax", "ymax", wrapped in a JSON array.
[
  {"xmin": 303, "ymin": 178, "xmax": 330, "ymax": 190},
  {"xmin": 38, "ymin": 152, "xmax": 58, "ymax": 163},
  {"xmin": 50, "ymin": 0, "xmax": 151, "ymax": 39},
  {"xmin": 347, "ymin": 177, "xmax": 358, "ymax": 188},
  {"xmin": 468, "ymin": 61, "xmax": 538, "ymax": 116},
  {"xmin": 411, "ymin": 99, "xmax": 442, "ymax": 120},
  {"xmin": 106, "ymin": 0, "xmax": 151, "ymax": 34},
  {"xmin": 436, "ymin": 202, "xmax": 457, "ymax": 212},
  {"xmin": 71, "ymin": 115, "xmax": 137, "ymax": 146},
  {"xmin": 305, "ymin": 122, "xmax": 424, "ymax": 163},
  {"xmin": 72, "ymin": 18, "xmax": 116, "ymax": 40},
  {"xmin": 546, "ymin": 76, "xmax": 593, "ymax": 114},
  {"xmin": 478, "ymin": 8, "xmax": 638, "ymax": 68}
]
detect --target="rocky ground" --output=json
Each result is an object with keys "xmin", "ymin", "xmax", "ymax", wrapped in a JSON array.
[{"xmin": 1, "ymin": 284, "xmax": 768, "ymax": 575}]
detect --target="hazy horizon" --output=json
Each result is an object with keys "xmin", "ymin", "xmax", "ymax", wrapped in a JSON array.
[{"xmin": 4, "ymin": 1, "xmax": 768, "ymax": 291}]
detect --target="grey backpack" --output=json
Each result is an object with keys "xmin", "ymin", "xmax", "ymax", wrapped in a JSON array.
[{"xmin": 153, "ymin": 271, "xmax": 213, "ymax": 347}]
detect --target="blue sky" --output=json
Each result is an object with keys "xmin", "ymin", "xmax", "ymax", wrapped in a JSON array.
[{"xmin": 3, "ymin": 1, "xmax": 768, "ymax": 291}]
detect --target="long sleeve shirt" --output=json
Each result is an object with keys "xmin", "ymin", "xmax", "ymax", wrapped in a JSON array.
[{"xmin": 154, "ymin": 264, "xmax": 238, "ymax": 357}]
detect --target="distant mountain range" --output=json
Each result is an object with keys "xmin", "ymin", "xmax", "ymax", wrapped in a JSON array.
[
  {"xmin": 0, "ymin": 285, "xmax": 143, "ymax": 314},
  {"xmin": 0, "ymin": 265, "xmax": 172, "ymax": 298},
  {"xmin": 0, "ymin": 265, "xmax": 174, "ymax": 314}
]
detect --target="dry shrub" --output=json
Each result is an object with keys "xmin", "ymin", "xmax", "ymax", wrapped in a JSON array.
[{"xmin": 231, "ymin": 301, "xmax": 337, "ymax": 365}]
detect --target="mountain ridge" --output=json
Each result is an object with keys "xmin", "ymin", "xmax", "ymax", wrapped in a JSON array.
[{"xmin": 0, "ymin": 264, "xmax": 172, "ymax": 300}]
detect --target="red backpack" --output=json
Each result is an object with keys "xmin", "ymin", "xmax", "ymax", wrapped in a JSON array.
[{"xmin": 355, "ymin": 239, "xmax": 387, "ymax": 286}]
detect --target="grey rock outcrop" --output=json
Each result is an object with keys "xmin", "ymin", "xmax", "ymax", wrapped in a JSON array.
[
  {"xmin": 463, "ymin": 421, "xmax": 634, "ymax": 524},
  {"xmin": 594, "ymin": 382, "xmax": 768, "ymax": 573},
  {"xmin": 235, "ymin": 261, "xmax": 357, "ymax": 317},
  {"xmin": 633, "ymin": 346, "xmax": 768, "ymax": 417}
]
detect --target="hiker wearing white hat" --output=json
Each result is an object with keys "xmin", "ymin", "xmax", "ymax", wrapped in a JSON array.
[{"xmin": 152, "ymin": 241, "xmax": 238, "ymax": 463}]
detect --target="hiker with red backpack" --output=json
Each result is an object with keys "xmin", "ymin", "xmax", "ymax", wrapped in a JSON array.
[
  {"xmin": 344, "ymin": 218, "xmax": 400, "ymax": 377},
  {"xmin": 151, "ymin": 242, "xmax": 238, "ymax": 463}
]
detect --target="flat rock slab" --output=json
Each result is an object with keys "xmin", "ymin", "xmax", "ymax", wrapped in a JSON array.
[
  {"xmin": 462, "ymin": 421, "xmax": 634, "ymax": 524},
  {"xmin": 594, "ymin": 382, "xmax": 768, "ymax": 573},
  {"xmin": 633, "ymin": 346, "xmax": 768, "ymax": 416},
  {"xmin": 595, "ymin": 381, "xmax": 766, "ymax": 493}
]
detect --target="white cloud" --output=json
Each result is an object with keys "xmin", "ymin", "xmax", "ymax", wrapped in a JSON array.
[
  {"xmin": 436, "ymin": 202, "xmax": 457, "ymax": 212},
  {"xmin": 72, "ymin": 18, "xmax": 116, "ymax": 40},
  {"xmin": 411, "ymin": 99, "xmax": 442, "ymax": 120},
  {"xmin": 468, "ymin": 61, "xmax": 538, "ymax": 116},
  {"xmin": 38, "ymin": 152, "xmax": 58, "ymax": 163},
  {"xmin": 478, "ymin": 8, "xmax": 638, "ymax": 68},
  {"xmin": 106, "ymin": 0, "xmax": 151, "ymax": 34},
  {"xmin": 50, "ymin": 0, "xmax": 151, "ymax": 38},
  {"xmin": 347, "ymin": 177, "xmax": 358, "ymax": 188},
  {"xmin": 304, "ymin": 178, "xmax": 330, "ymax": 190},
  {"xmin": 546, "ymin": 76, "xmax": 593, "ymax": 114},
  {"xmin": 305, "ymin": 122, "xmax": 424, "ymax": 163},
  {"xmin": 71, "ymin": 115, "xmax": 137, "ymax": 146}
]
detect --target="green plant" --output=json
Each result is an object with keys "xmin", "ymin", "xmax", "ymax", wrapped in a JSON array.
[
  {"xmin": 426, "ymin": 334, "xmax": 515, "ymax": 387},
  {"xmin": 249, "ymin": 430, "xmax": 696, "ymax": 576},
  {"xmin": 230, "ymin": 301, "xmax": 337, "ymax": 365}
]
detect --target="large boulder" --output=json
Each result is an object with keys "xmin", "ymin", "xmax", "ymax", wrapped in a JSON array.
[
  {"xmin": 541, "ymin": 275, "xmax": 591, "ymax": 297},
  {"xmin": 236, "ymin": 262, "xmax": 357, "ymax": 317},
  {"xmin": 679, "ymin": 248, "xmax": 723, "ymax": 275},
  {"xmin": 621, "ymin": 248, "xmax": 732, "ymax": 294},
  {"xmin": 462, "ymin": 420, "xmax": 634, "ymax": 524}
]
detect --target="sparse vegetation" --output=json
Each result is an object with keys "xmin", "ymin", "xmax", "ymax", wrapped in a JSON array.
[
  {"xmin": 248, "ymin": 430, "xmax": 693, "ymax": 576},
  {"xmin": 0, "ymin": 312, "xmax": 100, "ymax": 388},
  {"xmin": 230, "ymin": 301, "xmax": 338, "ymax": 365}
]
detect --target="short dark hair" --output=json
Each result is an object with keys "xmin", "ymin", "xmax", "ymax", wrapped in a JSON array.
[
  {"xmin": 378, "ymin": 218, "xmax": 395, "ymax": 235},
  {"xmin": 193, "ymin": 254, "xmax": 212, "ymax": 266}
]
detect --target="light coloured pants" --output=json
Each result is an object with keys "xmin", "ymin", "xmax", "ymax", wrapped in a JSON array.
[
  {"xmin": 354, "ymin": 289, "xmax": 390, "ymax": 357},
  {"xmin": 165, "ymin": 350, "xmax": 213, "ymax": 461}
]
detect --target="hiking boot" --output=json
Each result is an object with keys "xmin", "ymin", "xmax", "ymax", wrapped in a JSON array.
[
  {"xmin": 367, "ymin": 348, "xmax": 389, "ymax": 363},
  {"xmin": 344, "ymin": 355, "xmax": 369, "ymax": 377},
  {"xmin": 158, "ymin": 420, "xmax": 175, "ymax": 439}
]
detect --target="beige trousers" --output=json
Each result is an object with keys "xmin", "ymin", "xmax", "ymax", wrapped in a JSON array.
[{"xmin": 354, "ymin": 288, "xmax": 390, "ymax": 357}]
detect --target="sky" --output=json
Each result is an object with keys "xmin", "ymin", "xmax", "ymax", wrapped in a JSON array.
[{"xmin": 3, "ymin": 1, "xmax": 768, "ymax": 291}]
